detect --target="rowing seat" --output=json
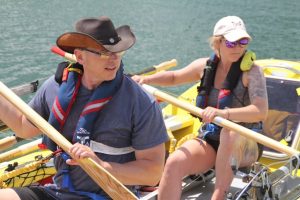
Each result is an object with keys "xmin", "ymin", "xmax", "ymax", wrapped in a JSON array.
[{"xmin": 261, "ymin": 76, "xmax": 300, "ymax": 160}]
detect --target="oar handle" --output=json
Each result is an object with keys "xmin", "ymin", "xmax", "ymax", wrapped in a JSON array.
[
  {"xmin": 51, "ymin": 46, "xmax": 77, "ymax": 62},
  {"xmin": 142, "ymin": 84, "xmax": 300, "ymax": 157},
  {"xmin": 0, "ymin": 81, "xmax": 137, "ymax": 200}
]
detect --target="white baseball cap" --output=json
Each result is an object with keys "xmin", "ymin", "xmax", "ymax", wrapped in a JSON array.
[{"xmin": 213, "ymin": 16, "xmax": 251, "ymax": 42}]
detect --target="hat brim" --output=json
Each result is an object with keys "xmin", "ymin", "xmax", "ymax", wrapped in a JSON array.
[
  {"xmin": 103, "ymin": 25, "xmax": 136, "ymax": 53},
  {"xmin": 56, "ymin": 25, "xmax": 136, "ymax": 54},
  {"xmin": 223, "ymin": 29, "xmax": 251, "ymax": 42}
]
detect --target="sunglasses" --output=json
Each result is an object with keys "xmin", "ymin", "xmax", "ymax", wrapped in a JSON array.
[
  {"xmin": 83, "ymin": 49, "xmax": 125, "ymax": 58},
  {"xmin": 224, "ymin": 38, "xmax": 249, "ymax": 48}
]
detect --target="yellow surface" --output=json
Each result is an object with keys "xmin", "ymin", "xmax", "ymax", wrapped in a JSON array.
[
  {"xmin": 162, "ymin": 84, "xmax": 202, "ymax": 152},
  {"xmin": 255, "ymin": 59, "xmax": 300, "ymax": 79},
  {"xmin": 0, "ymin": 149, "xmax": 56, "ymax": 188}
]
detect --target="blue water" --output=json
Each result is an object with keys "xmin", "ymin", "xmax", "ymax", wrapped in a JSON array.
[
  {"xmin": 0, "ymin": 0, "xmax": 299, "ymax": 139},
  {"xmin": 0, "ymin": 0, "xmax": 299, "ymax": 92}
]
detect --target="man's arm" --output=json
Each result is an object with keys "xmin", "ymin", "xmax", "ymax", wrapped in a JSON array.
[
  {"xmin": 68, "ymin": 142, "xmax": 166, "ymax": 186},
  {"xmin": 107, "ymin": 143, "xmax": 166, "ymax": 186},
  {"xmin": 0, "ymin": 96, "xmax": 41, "ymax": 138}
]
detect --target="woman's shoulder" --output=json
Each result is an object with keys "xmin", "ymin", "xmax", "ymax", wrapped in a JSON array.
[
  {"xmin": 189, "ymin": 57, "xmax": 209, "ymax": 68},
  {"xmin": 243, "ymin": 63, "xmax": 265, "ymax": 87},
  {"xmin": 245, "ymin": 63, "xmax": 265, "ymax": 79},
  {"xmin": 183, "ymin": 57, "xmax": 210, "ymax": 79}
]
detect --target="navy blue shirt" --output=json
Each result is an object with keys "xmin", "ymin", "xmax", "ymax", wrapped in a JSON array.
[{"xmin": 29, "ymin": 75, "xmax": 168, "ymax": 193}]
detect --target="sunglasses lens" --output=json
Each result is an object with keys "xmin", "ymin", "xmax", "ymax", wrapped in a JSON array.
[
  {"xmin": 224, "ymin": 38, "xmax": 249, "ymax": 48},
  {"xmin": 239, "ymin": 38, "xmax": 249, "ymax": 45},
  {"xmin": 225, "ymin": 40, "xmax": 236, "ymax": 48}
]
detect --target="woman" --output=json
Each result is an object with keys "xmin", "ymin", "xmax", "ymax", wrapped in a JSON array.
[{"xmin": 132, "ymin": 16, "xmax": 268, "ymax": 200}]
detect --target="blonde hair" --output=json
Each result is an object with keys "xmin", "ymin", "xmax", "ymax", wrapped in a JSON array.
[{"xmin": 208, "ymin": 36, "xmax": 223, "ymax": 57}]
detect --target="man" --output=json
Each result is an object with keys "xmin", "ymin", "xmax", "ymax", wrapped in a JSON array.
[{"xmin": 0, "ymin": 16, "xmax": 168, "ymax": 199}]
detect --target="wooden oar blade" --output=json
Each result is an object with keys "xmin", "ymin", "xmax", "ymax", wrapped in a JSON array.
[{"xmin": 0, "ymin": 81, "xmax": 137, "ymax": 199}]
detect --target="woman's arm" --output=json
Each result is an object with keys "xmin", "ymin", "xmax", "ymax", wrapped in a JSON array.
[{"xmin": 132, "ymin": 58, "xmax": 208, "ymax": 86}]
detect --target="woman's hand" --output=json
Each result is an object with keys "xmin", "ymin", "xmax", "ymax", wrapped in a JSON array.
[
  {"xmin": 131, "ymin": 75, "xmax": 146, "ymax": 84},
  {"xmin": 202, "ymin": 106, "xmax": 228, "ymax": 123}
]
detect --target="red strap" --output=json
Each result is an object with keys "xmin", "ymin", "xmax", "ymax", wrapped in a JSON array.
[{"xmin": 62, "ymin": 68, "xmax": 69, "ymax": 82}]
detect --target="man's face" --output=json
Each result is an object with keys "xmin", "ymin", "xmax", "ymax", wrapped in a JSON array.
[{"xmin": 75, "ymin": 49, "xmax": 124, "ymax": 82}]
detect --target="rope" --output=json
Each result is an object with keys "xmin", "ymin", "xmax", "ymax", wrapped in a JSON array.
[{"xmin": 0, "ymin": 150, "xmax": 59, "ymax": 188}]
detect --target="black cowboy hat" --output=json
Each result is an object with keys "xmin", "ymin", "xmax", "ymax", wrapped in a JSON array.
[{"xmin": 56, "ymin": 16, "xmax": 136, "ymax": 53}]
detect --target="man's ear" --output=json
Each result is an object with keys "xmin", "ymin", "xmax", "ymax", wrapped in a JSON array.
[{"xmin": 74, "ymin": 49, "xmax": 84, "ymax": 64}]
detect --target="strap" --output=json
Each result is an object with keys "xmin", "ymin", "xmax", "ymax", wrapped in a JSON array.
[
  {"xmin": 90, "ymin": 140, "xmax": 134, "ymax": 155},
  {"xmin": 196, "ymin": 54, "xmax": 218, "ymax": 108},
  {"xmin": 60, "ymin": 152, "xmax": 108, "ymax": 200}
]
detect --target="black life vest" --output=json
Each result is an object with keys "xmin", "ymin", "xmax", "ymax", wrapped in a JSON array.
[{"xmin": 196, "ymin": 51, "xmax": 256, "ymax": 110}]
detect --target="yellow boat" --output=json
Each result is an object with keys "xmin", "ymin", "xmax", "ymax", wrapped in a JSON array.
[
  {"xmin": 0, "ymin": 58, "xmax": 299, "ymax": 199},
  {"xmin": 148, "ymin": 59, "xmax": 300, "ymax": 199},
  {"xmin": 0, "ymin": 139, "xmax": 55, "ymax": 188}
]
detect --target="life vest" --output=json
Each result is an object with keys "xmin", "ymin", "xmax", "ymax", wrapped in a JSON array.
[
  {"xmin": 196, "ymin": 51, "xmax": 256, "ymax": 141},
  {"xmin": 42, "ymin": 61, "xmax": 124, "ymax": 199},
  {"xmin": 196, "ymin": 51, "xmax": 256, "ymax": 110},
  {"xmin": 43, "ymin": 62, "xmax": 123, "ymax": 151}
]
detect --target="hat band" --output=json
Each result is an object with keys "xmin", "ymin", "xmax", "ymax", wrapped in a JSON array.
[{"xmin": 99, "ymin": 36, "xmax": 121, "ymax": 45}]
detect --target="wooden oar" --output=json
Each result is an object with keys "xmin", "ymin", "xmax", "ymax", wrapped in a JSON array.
[
  {"xmin": 0, "ymin": 81, "xmax": 137, "ymax": 200},
  {"xmin": 51, "ymin": 46, "xmax": 178, "ymax": 75},
  {"xmin": 127, "ymin": 59, "xmax": 178, "ymax": 76},
  {"xmin": 0, "ymin": 78, "xmax": 48, "ymax": 129},
  {"xmin": 142, "ymin": 84, "xmax": 300, "ymax": 157},
  {"xmin": 0, "ymin": 135, "xmax": 24, "ymax": 151},
  {"xmin": 0, "ymin": 79, "xmax": 47, "ymax": 147},
  {"xmin": 0, "ymin": 138, "xmax": 42, "ymax": 163}
]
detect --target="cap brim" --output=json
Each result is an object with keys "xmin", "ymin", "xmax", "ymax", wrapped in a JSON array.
[{"xmin": 223, "ymin": 30, "xmax": 251, "ymax": 42}]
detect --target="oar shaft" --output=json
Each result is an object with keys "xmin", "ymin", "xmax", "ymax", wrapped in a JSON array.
[
  {"xmin": 142, "ymin": 84, "xmax": 300, "ymax": 157},
  {"xmin": 131, "ymin": 59, "xmax": 177, "ymax": 76},
  {"xmin": 0, "ymin": 81, "xmax": 137, "ymax": 200},
  {"xmin": 0, "ymin": 139, "xmax": 41, "ymax": 162},
  {"xmin": 51, "ymin": 46, "xmax": 77, "ymax": 62}
]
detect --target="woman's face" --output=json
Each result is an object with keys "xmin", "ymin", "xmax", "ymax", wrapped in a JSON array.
[{"xmin": 219, "ymin": 37, "xmax": 249, "ymax": 63}]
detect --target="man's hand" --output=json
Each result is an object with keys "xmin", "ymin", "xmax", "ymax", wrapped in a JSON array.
[{"xmin": 67, "ymin": 142, "xmax": 103, "ymax": 166}]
